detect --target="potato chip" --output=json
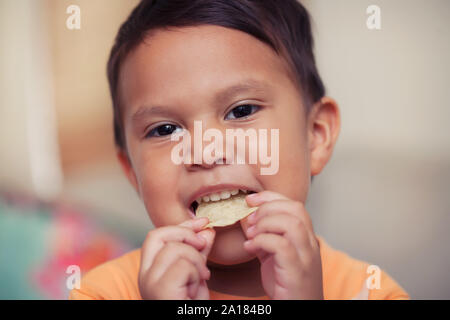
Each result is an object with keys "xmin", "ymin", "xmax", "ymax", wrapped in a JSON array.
[{"xmin": 196, "ymin": 193, "xmax": 258, "ymax": 228}]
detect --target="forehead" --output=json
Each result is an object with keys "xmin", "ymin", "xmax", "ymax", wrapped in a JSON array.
[{"xmin": 119, "ymin": 25, "xmax": 296, "ymax": 116}]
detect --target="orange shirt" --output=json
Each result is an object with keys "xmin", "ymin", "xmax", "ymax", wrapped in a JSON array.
[{"xmin": 68, "ymin": 236, "xmax": 409, "ymax": 300}]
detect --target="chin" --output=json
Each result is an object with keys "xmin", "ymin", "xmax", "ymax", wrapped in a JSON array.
[{"xmin": 207, "ymin": 226, "xmax": 255, "ymax": 266}]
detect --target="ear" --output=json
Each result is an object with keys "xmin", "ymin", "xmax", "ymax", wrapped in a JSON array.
[
  {"xmin": 116, "ymin": 148, "xmax": 141, "ymax": 198},
  {"xmin": 308, "ymin": 97, "xmax": 341, "ymax": 176}
]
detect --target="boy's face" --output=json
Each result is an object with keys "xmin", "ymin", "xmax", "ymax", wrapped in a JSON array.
[{"xmin": 117, "ymin": 25, "xmax": 337, "ymax": 265}]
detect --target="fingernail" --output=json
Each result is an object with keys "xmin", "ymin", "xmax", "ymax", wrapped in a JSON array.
[
  {"xmin": 246, "ymin": 193, "xmax": 259, "ymax": 201},
  {"xmin": 247, "ymin": 225, "xmax": 255, "ymax": 235},
  {"xmin": 248, "ymin": 212, "xmax": 257, "ymax": 224},
  {"xmin": 243, "ymin": 240, "xmax": 252, "ymax": 247}
]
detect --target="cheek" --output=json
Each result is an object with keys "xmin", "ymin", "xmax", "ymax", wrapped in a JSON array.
[
  {"xmin": 134, "ymin": 148, "xmax": 184, "ymax": 226},
  {"xmin": 277, "ymin": 131, "xmax": 310, "ymax": 200},
  {"xmin": 256, "ymin": 109, "xmax": 310, "ymax": 200}
]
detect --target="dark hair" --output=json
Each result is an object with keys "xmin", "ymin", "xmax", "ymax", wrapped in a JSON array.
[{"xmin": 107, "ymin": 0, "xmax": 325, "ymax": 151}]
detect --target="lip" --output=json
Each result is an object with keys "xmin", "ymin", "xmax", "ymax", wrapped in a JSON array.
[
  {"xmin": 187, "ymin": 207, "xmax": 196, "ymax": 219},
  {"xmin": 185, "ymin": 183, "xmax": 261, "ymax": 212}
]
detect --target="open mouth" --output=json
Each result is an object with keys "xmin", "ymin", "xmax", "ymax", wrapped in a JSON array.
[{"xmin": 190, "ymin": 189, "xmax": 257, "ymax": 215}]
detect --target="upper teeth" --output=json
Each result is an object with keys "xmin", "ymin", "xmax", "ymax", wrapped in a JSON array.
[{"xmin": 196, "ymin": 189, "xmax": 246, "ymax": 204}]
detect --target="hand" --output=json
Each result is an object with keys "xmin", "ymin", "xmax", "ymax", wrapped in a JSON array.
[
  {"xmin": 138, "ymin": 217, "xmax": 216, "ymax": 300},
  {"xmin": 242, "ymin": 191, "xmax": 323, "ymax": 299}
]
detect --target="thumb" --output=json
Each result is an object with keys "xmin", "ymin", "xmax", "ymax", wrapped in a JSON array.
[
  {"xmin": 196, "ymin": 228, "xmax": 216, "ymax": 259},
  {"xmin": 240, "ymin": 215, "xmax": 253, "ymax": 239},
  {"xmin": 195, "ymin": 280, "xmax": 210, "ymax": 300}
]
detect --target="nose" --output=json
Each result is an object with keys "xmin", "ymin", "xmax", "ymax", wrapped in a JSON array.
[
  {"xmin": 185, "ymin": 152, "xmax": 227, "ymax": 171},
  {"xmin": 183, "ymin": 120, "xmax": 229, "ymax": 171}
]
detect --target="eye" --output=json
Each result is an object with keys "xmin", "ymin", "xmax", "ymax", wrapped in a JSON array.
[
  {"xmin": 145, "ymin": 123, "xmax": 183, "ymax": 138},
  {"xmin": 224, "ymin": 104, "xmax": 260, "ymax": 120}
]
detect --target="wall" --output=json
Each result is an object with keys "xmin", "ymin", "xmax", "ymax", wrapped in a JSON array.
[{"xmin": 303, "ymin": 0, "xmax": 450, "ymax": 299}]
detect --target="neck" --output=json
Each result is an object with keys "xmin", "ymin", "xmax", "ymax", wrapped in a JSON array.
[{"xmin": 206, "ymin": 258, "xmax": 266, "ymax": 297}]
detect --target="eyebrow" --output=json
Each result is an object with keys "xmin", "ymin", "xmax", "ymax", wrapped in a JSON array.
[
  {"xmin": 131, "ymin": 105, "xmax": 175, "ymax": 123},
  {"xmin": 131, "ymin": 78, "xmax": 271, "ymax": 122},
  {"xmin": 214, "ymin": 78, "xmax": 271, "ymax": 105}
]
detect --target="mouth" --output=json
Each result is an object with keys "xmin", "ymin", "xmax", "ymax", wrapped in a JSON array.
[{"xmin": 189, "ymin": 188, "xmax": 257, "ymax": 216}]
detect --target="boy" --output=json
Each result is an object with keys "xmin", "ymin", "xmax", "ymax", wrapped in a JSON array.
[{"xmin": 69, "ymin": 0, "xmax": 409, "ymax": 299}]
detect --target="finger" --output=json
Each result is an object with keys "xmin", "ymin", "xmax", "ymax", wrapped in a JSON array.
[
  {"xmin": 245, "ymin": 190, "xmax": 289, "ymax": 207},
  {"xmin": 247, "ymin": 200, "xmax": 314, "ymax": 231},
  {"xmin": 240, "ymin": 214, "xmax": 253, "ymax": 235},
  {"xmin": 150, "ymin": 242, "xmax": 210, "ymax": 281},
  {"xmin": 140, "ymin": 225, "xmax": 206, "ymax": 273},
  {"xmin": 187, "ymin": 278, "xmax": 200, "ymax": 300},
  {"xmin": 195, "ymin": 280, "xmax": 210, "ymax": 300},
  {"xmin": 244, "ymin": 233, "xmax": 300, "ymax": 273},
  {"xmin": 245, "ymin": 213, "xmax": 313, "ymax": 260},
  {"xmin": 159, "ymin": 258, "xmax": 200, "ymax": 300},
  {"xmin": 196, "ymin": 228, "xmax": 216, "ymax": 259},
  {"xmin": 179, "ymin": 217, "xmax": 209, "ymax": 230}
]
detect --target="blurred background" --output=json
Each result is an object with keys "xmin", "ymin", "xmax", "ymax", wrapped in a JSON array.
[{"xmin": 0, "ymin": 0, "xmax": 448, "ymax": 299}]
